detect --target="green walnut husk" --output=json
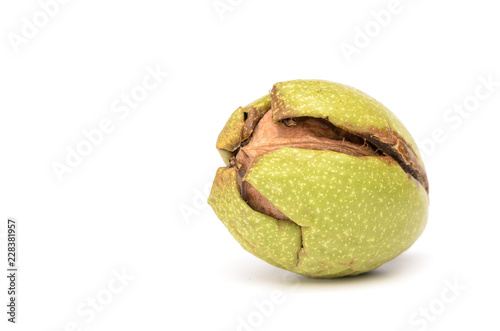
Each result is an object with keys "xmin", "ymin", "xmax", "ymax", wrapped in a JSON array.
[{"xmin": 208, "ymin": 80, "xmax": 429, "ymax": 278}]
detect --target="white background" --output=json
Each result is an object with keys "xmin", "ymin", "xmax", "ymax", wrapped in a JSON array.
[{"xmin": 1, "ymin": 0, "xmax": 499, "ymax": 330}]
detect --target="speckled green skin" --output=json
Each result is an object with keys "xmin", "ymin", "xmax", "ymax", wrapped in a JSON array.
[{"xmin": 208, "ymin": 80, "xmax": 429, "ymax": 278}]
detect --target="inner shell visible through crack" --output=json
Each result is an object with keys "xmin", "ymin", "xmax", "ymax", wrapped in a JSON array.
[{"xmin": 235, "ymin": 109, "xmax": 391, "ymax": 221}]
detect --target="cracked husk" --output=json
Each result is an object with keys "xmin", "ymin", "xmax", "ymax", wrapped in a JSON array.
[{"xmin": 208, "ymin": 80, "xmax": 429, "ymax": 278}]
